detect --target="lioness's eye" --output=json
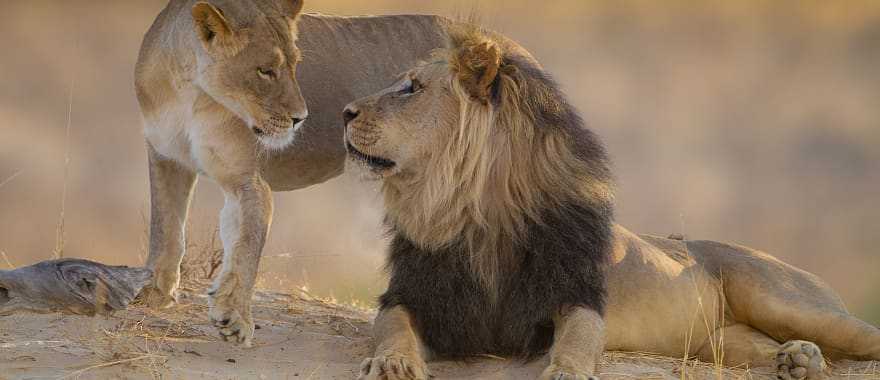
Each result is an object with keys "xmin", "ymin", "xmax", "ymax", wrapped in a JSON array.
[{"xmin": 257, "ymin": 67, "xmax": 277, "ymax": 79}]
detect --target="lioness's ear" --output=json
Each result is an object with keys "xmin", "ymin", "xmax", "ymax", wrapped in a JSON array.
[
  {"xmin": 192, "ymin": 2, "xmax": 233, "ymax": 46},
  {"xmin": 453, "ymin": 40, "xmax": 502, "ymax": 103}
]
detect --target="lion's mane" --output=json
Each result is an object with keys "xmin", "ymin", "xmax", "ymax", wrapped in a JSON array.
[{"xmin": 379, "ymin": 25, "xmax": 616, "ymax": 359}]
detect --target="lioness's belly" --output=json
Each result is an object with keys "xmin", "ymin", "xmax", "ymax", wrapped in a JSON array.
[{"xmin": 604, "ymin": 226, "xmax": 723, "ymax": 357}]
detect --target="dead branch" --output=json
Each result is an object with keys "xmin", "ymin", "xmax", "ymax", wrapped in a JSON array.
[{"xmin": 0, "ymin": 258, "xmax": 151, "ymax": 316}]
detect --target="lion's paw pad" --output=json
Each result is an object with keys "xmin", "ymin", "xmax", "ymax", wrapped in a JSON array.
[
  {"xmin": 776, "ymin": 340, "xmax": 827, "ymax": 380},
  {"xmin": 358, "ymin": 354, "xmax": 428, "ymax": 380}
]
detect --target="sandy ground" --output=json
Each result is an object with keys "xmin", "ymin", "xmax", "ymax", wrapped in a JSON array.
[{"xmin": 1, "ymin": 284, "xmax": 877, "ymax": 380}]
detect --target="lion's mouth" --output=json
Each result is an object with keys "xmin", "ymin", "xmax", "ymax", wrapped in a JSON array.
[
  {"xmin": 252, "ymin": 124, "xmax": 295, "ymax": 150},
  {"xmin": 346, "ymin": 142, "xmax": 396, "ymax": 170}
]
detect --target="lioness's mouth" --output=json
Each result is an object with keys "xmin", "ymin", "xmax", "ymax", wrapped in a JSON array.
[{"xmin": 346, "ymin": 142, "xmax": 396, "ymax": 170}]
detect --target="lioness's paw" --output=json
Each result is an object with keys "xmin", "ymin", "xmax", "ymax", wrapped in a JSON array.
[
  {"xmin": 776, "ymin": 340, "xmax": 827, "ymax": 380},
  {"xmin": 208, "ymin": 279, "xmax": 254, "ymax": 347},
  {"xmin": 138, "ymin": 283, "xmax": 177, "ymax": 309},
  {"xmin": 540, "ymin": 364, "xmax": 599, "ymax": 380},
  {"xmin": 358, "ymin": 353, "xmax": 428, "ymax": 380}
]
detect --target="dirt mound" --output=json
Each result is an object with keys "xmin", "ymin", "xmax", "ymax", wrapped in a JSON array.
[{"xmin": 1, "ymin": 285, "xmax": 876, "ymax": 379}]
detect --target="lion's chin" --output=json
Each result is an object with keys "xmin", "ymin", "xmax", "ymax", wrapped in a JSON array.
[
  {"xmin": 346, "ymin": 158, "xmax": 398, "ymax": 181},
  {"xmin": 344, "ymin": 145, "xmax": 398, "ymax": 180},
  {"xmin": 254, "ymin": 128, "xmax": 295, "ymax": 151}
]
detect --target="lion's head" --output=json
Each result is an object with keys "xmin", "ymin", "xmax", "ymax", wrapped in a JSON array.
[
  {"xmin": 344, "ymin": 25, "xmax": 614, "ymax": 286},
  {"xmin": 191, "ymin": 0, "xmax": 308, "ymax": 149}
]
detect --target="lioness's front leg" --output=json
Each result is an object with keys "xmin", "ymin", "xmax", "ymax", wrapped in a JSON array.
[
  {"xmin": 360, "ymin": 306, "xmax": 429, "ymax": 380},
  {"xmin": 143, "ymin": 143, "xmax": 198, "ymax": 308},
  {"xmin": 541, "ymin": 306, "xmax": 605, "ymax": 380},
  {"xmin": 208, "ymin": 173, "xmax": 273, "ymax": 347}
]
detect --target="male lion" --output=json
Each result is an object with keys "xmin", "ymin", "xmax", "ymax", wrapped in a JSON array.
[
  {"xmin": 135, "ymin": 0, "xmax": 451, "ymax": 345},
  {"xmin": 343, "ymin": 25, "xmax": 880, "ymax": 380}
]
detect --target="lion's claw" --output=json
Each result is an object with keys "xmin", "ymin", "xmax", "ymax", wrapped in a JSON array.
[
  {"xmin": 358, "ymin": 353, "xmax": 428, "ymax": 380},
  {"xmin": 209, "ymin": 304, "xmax": 254, "ymax": 346}
]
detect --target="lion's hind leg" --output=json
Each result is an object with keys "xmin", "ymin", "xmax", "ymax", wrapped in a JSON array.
[
  {"xmin": 689, "ymin": 240, "xmax": 880, "ymax": 363},
  {"xmin": 775, "ymin": 340, "xmax": 828, "ymax": 380},
  {"xmin": 697, "ymin": 324, "xmax": 827, "ymax": 380}
]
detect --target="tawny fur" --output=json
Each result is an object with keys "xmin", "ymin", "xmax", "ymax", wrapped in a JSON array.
[
  {"xmin": 351, "ymin": 24, "xmax": 613, "ymax": 379},
  {"xmin": 347, "ymin": 25, "xmax": 880, "ymax": 380},
  {"xmin": 135, "ymin": 0, "xmax": 451, "ymax": 346}
]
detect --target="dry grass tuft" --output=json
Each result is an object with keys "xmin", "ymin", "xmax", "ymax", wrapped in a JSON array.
[
  {"xmin": 53, "ymin": 65, "xmax": 77, "ymax": 260},
  {"xmin": 603, "ymin": 351, "xmax": 772, "ymax": 379},
  {"xmin": 180, "ymin": 226, "xmax": 224, "ymax": 284}
]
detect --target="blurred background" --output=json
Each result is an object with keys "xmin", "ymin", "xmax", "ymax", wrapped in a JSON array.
[{"xmin": 0, "ymin": 1, "xmax": 878, "ymax": 322}]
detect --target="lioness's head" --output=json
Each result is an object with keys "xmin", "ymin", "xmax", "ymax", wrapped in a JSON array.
[
  {"xmin": 191, "ymin": 0, "xmax": 308, "ymax": 149},
  {"xmin": 344, "ymin": 26, "xmax": 613, "ymax": 261}
]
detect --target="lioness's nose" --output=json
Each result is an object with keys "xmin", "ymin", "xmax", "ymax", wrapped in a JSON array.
[{"xmin": 343, "ymin": 106, "xmax": 359, "ymax": 125}]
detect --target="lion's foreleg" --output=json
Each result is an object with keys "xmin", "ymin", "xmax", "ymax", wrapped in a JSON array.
[
  {"xmin": 143, "ymin": 143, "xmax": 198, "ymax": 308},
  {"xmin": 541, "ymin": 306, "xmax": 605, "ymax": 380},
  {"xmin": 208, "ymin": 173, "xmax": 273, "ymax": 347},
  {"xmin": 359, "ymin": 306, "xmax": 429, "ymax": 380}
]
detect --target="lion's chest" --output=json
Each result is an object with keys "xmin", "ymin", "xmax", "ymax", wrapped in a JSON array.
[
  {"xmin": 142, "ymin": 101, "xmax": 198, "ymax": 170},
  {"xmin": 381, "ymin": 248, "xmax": 556, "ymax": 358},
  {"xmin": 379, "ymin": 243, "xmax": 607, "ymax": 359}
]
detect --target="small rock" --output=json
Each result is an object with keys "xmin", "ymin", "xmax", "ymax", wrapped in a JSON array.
[{"xmin": 227, "ymin": 358, "xmax": 237, "ymax": 363}]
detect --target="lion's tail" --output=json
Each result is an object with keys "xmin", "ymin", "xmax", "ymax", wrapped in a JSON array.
[{"xmin": 688, "ymin": 239, "xmax": 880, "ymax": 361}]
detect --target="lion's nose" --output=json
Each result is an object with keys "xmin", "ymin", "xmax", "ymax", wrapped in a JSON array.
[{"xmin": 343, "ymin": 106, "xmax": 359, "ymax": 126}]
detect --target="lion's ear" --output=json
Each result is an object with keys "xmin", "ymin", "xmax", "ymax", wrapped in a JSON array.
[
  {"xmin": 192, "ymin": 2, "xmax": 233, "ymax": 47},
  {"xmin": 454, "ymin": 40, "xmax": 502, "ymax": 103},
  {"xmin": 290, "ymin": 0, "xmax": 305, "ymax": 18}
]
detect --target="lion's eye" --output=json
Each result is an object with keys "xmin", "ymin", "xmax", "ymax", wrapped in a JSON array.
[
  {"xmin": 257, "ymin": 67, "xmax": 277, "ymax": 79},
  {"xmin": 400, "ymin": 78, "xmax": 423, "ymax": 95},
  {"xmin": 411, "ymin": 78, "xmax": 423, "ymax": 93}
]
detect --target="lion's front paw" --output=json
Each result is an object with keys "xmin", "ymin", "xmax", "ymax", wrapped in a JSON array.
[
  {"xmin": 776, "ymin": 340, "xmax": 827, "ymax": 380},
  {"xmin": 208, "ymin": 280, "xmax": 254, "ymax": 347},
  {"xmin": 540, "ymin": 364, "xmax": 599, "ymax": 380},
  {"xmin": 358, "ymin": 353, "xmax": 428, "ymax": 380}
]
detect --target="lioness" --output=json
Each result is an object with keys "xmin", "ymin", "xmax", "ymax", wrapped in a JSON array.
[
  {"xmin": 343, "ymin": 25, "xmax": 880, "ymax": 380},
  {"xmin": 135, "ymin": 0, "xmax": 451, "ymax": 345}
]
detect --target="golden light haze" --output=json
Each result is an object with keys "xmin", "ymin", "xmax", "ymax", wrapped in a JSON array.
[{"xmin": 0, "ymin": 1, "xmax": 878, "ymax": 322}]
